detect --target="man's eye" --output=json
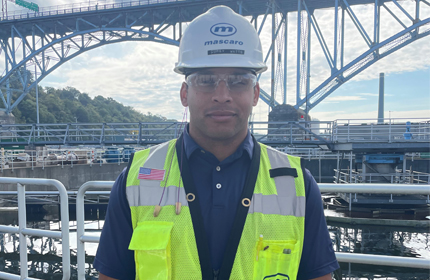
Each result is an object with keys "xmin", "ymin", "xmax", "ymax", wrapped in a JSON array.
[
  {"xmin": 229, "ymin": 77, "xmax": 248, "ymax": 86},
  {"xmin": 200, "ymin": 79, "xmax": 214, "ymax": 84},
  {"xmin": 230, "ymin": 79, "xmax": 246, "ymax": 85},
  {"xmin": 198, "ymin": 76, "xmax": 216, "ymax": 85}
]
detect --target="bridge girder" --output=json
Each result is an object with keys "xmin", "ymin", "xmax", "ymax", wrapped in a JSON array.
[
  {"xmin": 0, "ymin": 0, "xmax": 428, "ymax": 115},
  {"xmin": 294, "ymin": 0, "xmax": 430, "ymax": 112}
]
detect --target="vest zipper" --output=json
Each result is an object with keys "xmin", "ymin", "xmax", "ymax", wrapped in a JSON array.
[{"xmin": 213, "ymin": 269, "xmax": 219, "ymax": 280}]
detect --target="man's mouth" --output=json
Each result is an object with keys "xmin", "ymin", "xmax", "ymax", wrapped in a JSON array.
[{"xmin": 206, "ymin": 110, "xmax": 236, "ymax": 121}]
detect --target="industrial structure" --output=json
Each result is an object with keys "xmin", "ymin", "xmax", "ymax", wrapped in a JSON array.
[{"xmin": 0, "ymin": 0, "xmax": 429, "ymax": 114}]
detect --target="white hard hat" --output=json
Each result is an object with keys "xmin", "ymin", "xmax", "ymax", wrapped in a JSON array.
[{"xmin": 174, "ymin": 6, "xmax": 267, "ymax": 75}]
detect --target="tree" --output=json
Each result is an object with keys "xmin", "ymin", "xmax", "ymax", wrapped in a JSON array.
[{"xmin": 10, "ymin": 85, "xmax": 175, "ymax": 124}]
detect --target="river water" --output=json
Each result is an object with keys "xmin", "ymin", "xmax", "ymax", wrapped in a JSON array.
[{"xmin": 0, "ymin": 206, "xmax": 429, "ymax": 280}]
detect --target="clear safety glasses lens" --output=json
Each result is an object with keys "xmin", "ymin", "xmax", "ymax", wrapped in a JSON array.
[{"xmin": 186, "ymin": 73, "xmax": 257, "ymax": 92}]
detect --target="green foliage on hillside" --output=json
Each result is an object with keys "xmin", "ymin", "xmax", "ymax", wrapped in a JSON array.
[{"xmin": 6, "ymin": 71, "xmax": 173, "ymax": 124}]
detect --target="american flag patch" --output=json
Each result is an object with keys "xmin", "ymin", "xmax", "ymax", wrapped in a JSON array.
[{"xmin": 138, "ymin": 167, "xmax": 165, "ymax": 180}]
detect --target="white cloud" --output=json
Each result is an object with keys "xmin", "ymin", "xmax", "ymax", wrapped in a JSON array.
[
  {"xmin": 358, "ymin": 93, "xmax": 378, "ymax": 97},
  {"xmin": 325, "ymin": 96, "xmax": 366, "ymax": 102}
]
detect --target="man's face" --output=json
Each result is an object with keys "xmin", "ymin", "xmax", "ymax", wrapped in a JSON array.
[{"xmin": 180, "ymin": 67, "xmax": 259, "ymax": 142}]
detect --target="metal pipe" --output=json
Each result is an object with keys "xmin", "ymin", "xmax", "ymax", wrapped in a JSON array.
[
  {"xmin": 258, "ymin": 6, "xmax": 270, "ymax": 35},
  {"xmin": 318, "ymin": 183, "xmax": 430, "ymax": 194},
  {"xmin": 306, "ymin": 11, "xmax": 311, "ymax": 116},
  {"xmin": 378, "ymin": 73, "xmax": 384, "ymax": 124},
  {"xmin": 296, "ymin": 0, "xmax": 302, "ymax": 103},
  {"xmin": 0, "ymin": 177, "xmax": 71, "ymax": 280},
  {"xmin": 22, "ymin": 228, "xmax": 62, "ymax": 239},
  {"xmin": 17, "ymin": 183, "xmax": 29, "ymax": 279},
  {"xmin": 35, "ymin": 63, "xmax": 40, "ymax": 136},
  {"xmin": 373, "ymin": 0, "xmax": 379, "ymax": 45},
  {"xmin": 416, "ymin": 0, "xmax": 420, "ymax": 22},
  {"xmin": 334, "ymin": 0, "xmax": 339, "ymax": 69},
  {"xmin": 336, "ymin": 252, "xmax": 430, "ymax": 269},
  {"xmin": 271, "ymin": 0, "xmax": 276, "ymax": 108},
  {"xmin": 77, "ymin": 181, "xmax": 114, "ymax": 280},
  {"xmin": 341, "ymin": 6, "xmax": 345, "ymax": 68},
  {"xmin": 391, "ymin": 0, "xmax": 414, "ymax": 22},
  {"xmin": 0, "ymin": 271, "xmax": 39, "ymax": 280},
  {"xmin": 342, "ymin": 0, "xmax": 372, "ymax": 47},
  {"xmin": 283, "ymin": 12, "xmax": 288, "ymax": 104},
  {"xmin": 0, "ymin": 225, "xmax": 19, "ymax": 233},
  {"xmin": 80, "ymin": 235, "xmax": 101, "ymax": 243}
]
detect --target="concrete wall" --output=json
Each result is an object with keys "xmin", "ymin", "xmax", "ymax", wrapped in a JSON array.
[
  {"xmin": 0, "ymin": 157, "xmax": 428, "ymax": 191},
  {"xmin": 0, "ymin": 162, "xmax": 127, "ymax": 191}
]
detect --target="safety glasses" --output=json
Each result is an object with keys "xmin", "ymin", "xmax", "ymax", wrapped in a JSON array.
[{"xmin": 186, "ymin": 73, "xmax": 257, "ymax": 93}]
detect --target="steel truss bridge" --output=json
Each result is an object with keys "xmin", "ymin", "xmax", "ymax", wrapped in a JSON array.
[
  {"xmin": 0, "ymin": 0, "xmax": 429, "ymax": 114},
  {"xmin": 0, "ymin": 118, "xmax": 429, "ymax": 152}
]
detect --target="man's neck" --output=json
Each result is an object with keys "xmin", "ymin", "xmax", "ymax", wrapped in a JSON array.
[{"xmin": 188, "ymin": 128, "xmax": 247, "ymax": 162}]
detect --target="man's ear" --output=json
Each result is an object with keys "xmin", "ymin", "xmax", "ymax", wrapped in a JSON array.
[
  {"xmin": 253, "ymin": 82, "xmax": 260, "ymax": 106},
  {"xmin": 180, "ymin": 82, "xmax": 188, "ymax": 107}
]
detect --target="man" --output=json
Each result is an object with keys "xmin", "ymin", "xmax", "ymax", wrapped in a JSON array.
[{"xmin": 94, "ymin": 6, "xmax": 339, "ymax": 280}]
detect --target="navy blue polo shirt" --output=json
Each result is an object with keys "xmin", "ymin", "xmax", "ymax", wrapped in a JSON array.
[
  {"xmin": 183, "ymin": 128, "xmax": 254, "ymax": 270},
  {"xmin": 94, "ymin": 130, "xmax": 339, "ymax": 279}
]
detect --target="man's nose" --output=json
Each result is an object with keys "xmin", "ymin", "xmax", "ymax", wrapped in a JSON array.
[{"xmin": 212, "ymin": 80, "xmax": 232, "ymax": 103}]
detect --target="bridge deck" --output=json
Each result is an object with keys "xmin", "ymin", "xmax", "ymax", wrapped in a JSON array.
[
  {"xmin": 0, "ymin": 0, "xmax": 394, "ymax": 38},
  {"xmin": 0, "ymin": 119, "xmax": 428, "ymax": 152}
]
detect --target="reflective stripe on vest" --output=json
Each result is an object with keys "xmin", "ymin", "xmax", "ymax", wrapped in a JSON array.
[{"xmin": 126, "ymin": 139, "xmax": 305, "ymax": 280}]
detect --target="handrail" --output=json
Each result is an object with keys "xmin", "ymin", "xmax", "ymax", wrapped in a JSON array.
[
  {"xmin": 0, "ymin": 119, "xmax": 428, "ymax": 146},
  {"xmin": 321, "ymin": 183, "xmax": 430, "ymax": 195},
  {"xmin": 76, "ymin": 181, "xmax": 115, "ymax": 280},
  {"xmin": 335, "ymin": 252, "xmax": 430, "ymax": 269},
  {"xmin": 0, "ymin": 0, "xmax": 189, "ymax": 21},
  {"xmin": 1, "ymin": 180, "xmax": 429, "ymax": 279},
  {"xmin": 0, "ymin": 178, "xmax": 70, "ymax": 280},
  {"xmin": 74, "ymin": 182, "xmax": 430, "ymax": 280}
]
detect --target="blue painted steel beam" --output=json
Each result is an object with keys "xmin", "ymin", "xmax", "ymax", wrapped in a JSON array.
[
  {"xmin": 342, "ymin": 0, "xmax": 373, "ymax": 47},
  {"xmin": 382, "ymin": 3, "xmax": 408, "ymax": 29},
  {"xmin": 303, "ymin": 2, "xmax": 335, "ymax": 69},
  {"xmin": 1, "ymin": 28, "xmax": 180, "ymax": 112},
  {"xmin": 296, "ymin": 18, "xmax": 430, "ymax": 110}
]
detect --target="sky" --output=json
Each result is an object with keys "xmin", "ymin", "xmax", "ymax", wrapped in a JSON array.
[{"xmin": 2, "ymin": 0, "xmax": 429, "ymax": 122}]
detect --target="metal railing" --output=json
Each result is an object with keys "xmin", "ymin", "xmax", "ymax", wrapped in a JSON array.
[
  {"xmin": 76, "ymin": 181, "xmax": 115, "ymax": 280},
  {"xmin": 0, "ymin": 146, "xmax": 145, "ymax": 172},
  {"xmin": 0, "ymin": 118, "xmax": 428, "ymax": 146},
  {"xmin": 0, "ymin": 0, "xmax": 190, "ymax": 21},
  {"xmin": 333, "ymin": 118, "xmax": 430, "ymax": 142},
  {"xmin": 334, "ymin": 168, "xmax": 430, "ymax": 184},
  {"xmin": 0, "ymin": 178, "xmax": 70, "ymax": 280},
  {"xmin": 74, "ymin": 182, "xmax": 430, "ymax": 280},
  {"xmin": 0, "ymin": 179, "xmax": 429, "ymax": 279}
]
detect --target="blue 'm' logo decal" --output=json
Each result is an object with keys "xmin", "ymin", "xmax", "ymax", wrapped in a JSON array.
[
  {"xmin": 210, "ymin": 23, "xmax": 237, "ymax": 37},
  {"xmin": 263, "ymin": 273, "xmax": 290, "ymax": 280}
]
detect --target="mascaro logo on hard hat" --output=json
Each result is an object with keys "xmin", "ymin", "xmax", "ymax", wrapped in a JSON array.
[{"xmin": 210, "ymin": 23, "xmax": 237, "ymax": 37}]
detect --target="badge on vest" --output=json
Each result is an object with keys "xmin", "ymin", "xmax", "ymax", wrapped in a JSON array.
[
  {"xmin": 138, "ymin": 167, "xmax": 166, "ymax": 180},
  {"xmin": 263, "ymin": 273, "xmax": 290, "ymax": 280},
  {"xmin": 269, "ymin": 167, "xmax": 298, "ymax": 178}
]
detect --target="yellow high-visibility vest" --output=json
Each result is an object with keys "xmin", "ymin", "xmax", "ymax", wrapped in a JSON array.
[{"xmin": 126, "ymin": 137, "xmax": 305, "ymax": 280}]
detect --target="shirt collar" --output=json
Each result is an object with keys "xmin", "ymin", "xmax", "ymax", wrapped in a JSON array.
[{"xmin": 182, "ymin": 125, "xmax": 254, "ymax": 160}]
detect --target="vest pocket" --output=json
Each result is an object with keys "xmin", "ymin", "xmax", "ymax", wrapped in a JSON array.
[
  {"xmin": 253, "ymin": 240, "xmax": 299, "ymax": 280},
  {"xmin": 129, "ymin": 221, "xmax": 174, "ymax": 280}
]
